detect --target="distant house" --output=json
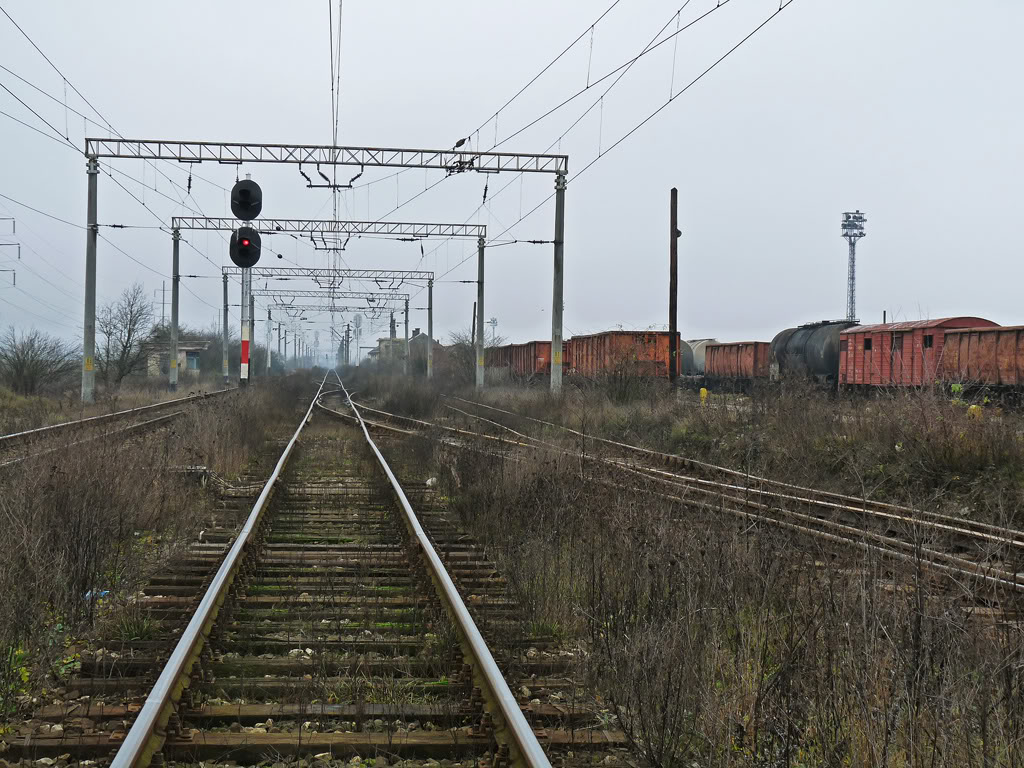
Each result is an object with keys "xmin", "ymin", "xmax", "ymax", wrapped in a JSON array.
[
  {"xmin": 376, "ymin": 337, "xmax": 407, "ymax": 361},
  {"xmin": 146, "ymin": 334, "xmax": 211, "ymax": 377}
]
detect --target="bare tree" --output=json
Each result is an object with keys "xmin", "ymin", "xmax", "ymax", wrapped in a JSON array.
[
  {"xmin": 97, "ymin": 283, "xmax": 156, "ymax": 387},
  {"xmin": 0, "ymin": 327, "xmax": 79, "ymax": 395}
]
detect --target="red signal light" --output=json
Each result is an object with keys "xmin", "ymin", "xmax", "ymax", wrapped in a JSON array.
[{"xmin": 241, "ymin": 239, "xmax": 250, "ymax": 247}]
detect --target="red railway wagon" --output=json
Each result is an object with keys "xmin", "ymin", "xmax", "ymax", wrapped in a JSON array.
[
  {"xmin": 568, "ymin": 331, "xmax": 682, "ymax": 378},
  {"xmin": 941, "ymin": 325, "xmax": 1024, "ymax": 387},
  {"xmin": 839, "ymin": 317, "xmax": 998, "ymax": 388},
  {"xmin": 704, "ymin": 341, "xmax": 771, "ymax": 379}
]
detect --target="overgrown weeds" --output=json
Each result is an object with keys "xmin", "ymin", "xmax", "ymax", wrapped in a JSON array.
[{"xmin": 0, "ymin": 376, "xmax": 305, "ymax": 714}]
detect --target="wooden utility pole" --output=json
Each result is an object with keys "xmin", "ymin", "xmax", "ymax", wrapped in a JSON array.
[{"xmin": 669, "ymin": 188, "xmax": 680, "ymax": 383}]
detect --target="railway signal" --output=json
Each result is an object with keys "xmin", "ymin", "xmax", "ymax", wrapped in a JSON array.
[
  {"xmin": 229, "ymin": 177, "xmax": 263, "ymax": 386},
  {"xmin": 229, "ymin": 227, "xmax": 262, "ymax": 268},
  {"xmin": 230, "ymin": 178, "xmax": 263, "ymax": 220}
]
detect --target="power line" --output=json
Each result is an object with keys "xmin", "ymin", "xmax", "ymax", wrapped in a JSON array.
[
  {"xmin": 0, "ymin": 191, "xmax": 85, "ymax": 229},
  {"xmin": 423, "ymin": 0, "xmax": 801, "ymax": 290}
]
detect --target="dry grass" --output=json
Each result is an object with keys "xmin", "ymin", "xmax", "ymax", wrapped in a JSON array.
[
  {"xmin": 345, "ymin": 369, "xmax": 1024, "ymax": 767},
  {"xmin": 0, "ymin": 376, "xmax": 305, "ymax": 715}
]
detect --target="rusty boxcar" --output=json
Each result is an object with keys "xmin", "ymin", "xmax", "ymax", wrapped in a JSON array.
[
  {"xmin": 487, "ymin": 341, "xmax": 568, "ymax": 377},
  {"xmin": 704, "ymin": 341, "xmax": 772, "ymax": 380},
  {"xmin": 941, "ymin": 325, "xmax": 1024, "ymax": 387},
  {"xmin": 839, "ymin": 317, "xmax": 998, "ymax": 388},
  {"xmin": 568, "ymin": 331, "xmax": 683, "ymax": 378}
]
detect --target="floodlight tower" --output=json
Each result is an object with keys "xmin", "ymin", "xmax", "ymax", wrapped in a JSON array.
[
  {"xmin": 487, "ymin": 317, "xmax": 498, "ymax": 345},
  {"xmin": 841, "ymin": 210, "xmax": 867, "ymax": 322}
]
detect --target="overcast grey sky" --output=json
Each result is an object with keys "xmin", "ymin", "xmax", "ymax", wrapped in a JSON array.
[{"xmin": 0, "ymin": 0, "xmax": 1021, "ymax": 352}]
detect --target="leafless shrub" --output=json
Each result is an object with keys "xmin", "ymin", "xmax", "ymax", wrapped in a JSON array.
[{"xmin": 0, "ymin": 326, "xmax": 78, "ymax": 396}]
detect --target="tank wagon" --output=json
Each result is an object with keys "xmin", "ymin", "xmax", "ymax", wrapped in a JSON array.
[
  {"xmin": 941, "ymin": 326, "xmax": 1024, "ymax": 388},
  {"xmin": 685, "ymin": 338, "xmax": 716, "ymax": 374},
  {"xmin": 771, "ymin": 320, "xmax": 858, "ymax": 383},
  {"xmin": 839, "ymin": 317, "xmax": 998, "ymax": 388}
]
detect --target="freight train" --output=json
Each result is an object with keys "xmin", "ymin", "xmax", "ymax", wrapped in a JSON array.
[{"xmin": 485, "ymin": 317, "xmax": 1024, "ymax": 392}]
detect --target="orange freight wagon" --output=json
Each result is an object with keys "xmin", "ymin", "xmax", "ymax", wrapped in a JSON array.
[
  {"xmin": 703, "ymin": 341, "xmax": 771, "ymax": 379},
  {"xmin": 839, "ymin": 317, "xmax": 997, "ymax": 388},
  {"xmin": 567, "ymin": 331, "xmax": 682, "ymax": 378},
  {"xmin": 941, "ymin": 325, "xmax": 1024, "ymax": 387},
  {"xmin": 487, "ymin": 341, "xmax": 566, "ymax": 376}
]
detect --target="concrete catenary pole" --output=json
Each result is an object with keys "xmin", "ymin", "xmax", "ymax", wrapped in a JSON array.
[
  {"xmin": 266, "ymin": 308, "xmax": 272, "ymax": 375},
  {"xmin": 249, "ymin": 294, "xmax": 255, "ymax": 377},
  {"xmin": 283, "ymin": 328, "xmax": 288, "ymax": 370},
  {"xmin": 551, "ymin": 172, "xmax": 566, "ymax": 394},
  {"xmin": 221, "ymin": 274, "xmax": 229, "ymax": 385},
  {"xmin": 427, "ymin": 278, "xmax": 434, "ymax": 380},
  {"xmin": 240, "ymin": 269, "xmax": 250, "ymax": 386},
  {"xmin": 277, "ymin": 322, "xmax": 281, "ymax": 360},
  {"xmin": 668, "ymin": 188, "xmax": 679, "ymax": 384},
  {"xmin": 81, "ymin": 156, "xmax": 99, "ymax": 403},
  {"xmin": 403, "ymin": 298, "xmax": 410, "ymax": 376},
  {"xmin": 169, "ymin": 229, "xmax": 180, "ymax": 392},
  {"xmin": 476, "ymin": 236, "xmax": 485, "ymax": 390}
]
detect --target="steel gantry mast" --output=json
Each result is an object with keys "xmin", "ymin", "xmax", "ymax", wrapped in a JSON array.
[{"xmin": 80, "ymin": 140, "xmax": 567, "ymax": 401}]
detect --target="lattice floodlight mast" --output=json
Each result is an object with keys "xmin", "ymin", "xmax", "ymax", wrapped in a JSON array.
[
  {"xmin": 80, "ymin": 139, "xmax": 567, "ymax": 402},
  {"xmin": 841, "ymin": 210, "xmax": 867, "ymax": 322}
]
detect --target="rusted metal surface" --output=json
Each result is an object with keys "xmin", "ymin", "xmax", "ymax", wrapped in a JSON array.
[
  {"xmin": 567, "ymin": 330, "xmax": 684, "ymax": 378},
  {"xmin": 838, "ymin": 317, "xmax": 998, "ymax": 387},
  {"xmin": 704, "ymin": 340, "xmax": 771, "ymax": 379},
  {"xmin": 941, "ymin": 325, "xmax": 1024, "ymax": 387}
]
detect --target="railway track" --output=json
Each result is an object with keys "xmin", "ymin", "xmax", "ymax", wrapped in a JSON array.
[
  {"xmin": 337, "ymin": 394, "xmax": 1024, "ymax": 599},
  {"xmin": 3, "ymin": 374, "xmax": 624, "ymax": 768},
  {"xmin": 0, "ymin": 387, "xmax": 237, "ymax": 465}
]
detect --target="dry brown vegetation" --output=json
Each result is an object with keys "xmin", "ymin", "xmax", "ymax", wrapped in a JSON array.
[
  {"xmin": 0, "ymin": 377, "xmax": 305, "ymax": 716},
  {"xmin": 346, "ymin": 369, "xmax": 1024, "ymax": 767}
]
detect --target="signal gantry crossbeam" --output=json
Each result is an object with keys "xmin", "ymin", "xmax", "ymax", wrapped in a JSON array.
[
  {"xmin": 173, "ymin": 217, "xmax": 485, "ymax": 240},
  {"xmin": 80, "ymin": 138, "xmax": 567, "ymax": 402}
]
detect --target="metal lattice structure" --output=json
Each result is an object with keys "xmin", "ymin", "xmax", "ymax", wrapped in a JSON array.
[
  {"xmin": 221, "ymin": 266, "xmax": 434, "ymax": 282},
  {"xmin": 79, "ymin": 138, "xmax": 567, "ymax": 402},
  {"xmin": 841, "ymin": 211, "xmax": 867, "ymax": 322},
  {"xmin": 254, "ymin": 289, "xmax": 409, "ymax": 304},
  {"xmin": 175, "ymin": 217, "xmax": 485, "ymax": 239},
  {"xmin": 87, "ymin": 138, "xmax": 568, "ymax": 174}
]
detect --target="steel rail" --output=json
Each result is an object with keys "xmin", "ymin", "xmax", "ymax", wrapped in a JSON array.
[
  {"xmin": 332, "ymin": 372, "xmax": 551, "ymax": 768},
  {"xmin": 447, "ymin": 396, "xmax": 1024, "ymax": 542},
  {"xmin": 342, "ymin": 398, "xmax": 1024, "ymax": 594},
  {"xmin": 0, "ymin": 387, "xmax": 236, "ymax": 448},
  {"xmin": 110, "ymin": 373, "xmax": 329, "ymax": 768},
  {"xmin": 0, "ymin": 411, "xmax": 185, "ymax": 470}
]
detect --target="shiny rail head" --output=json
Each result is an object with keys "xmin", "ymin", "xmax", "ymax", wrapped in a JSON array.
[
  {"xmin": 333, "ymin": 370, "xmax": 552, "ymax": 768},
  {"xmin": 109, "ymin": 375, "xmax": 328, "ymax": 768}
]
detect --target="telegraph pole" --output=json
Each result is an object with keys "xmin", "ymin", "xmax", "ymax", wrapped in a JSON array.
[
  {"xmin": 222, "ymin": 274, "xmax": 229, "ymax": 385},
  {"xmin": 668, "ymin": 188, "xmax": 679, "ymax": 384},
  {"xmin": 81, "ymin": 155, "xmax": 99, "ymax": 403},
  {"xmin": 169, "ymin": 229, "xmax": 180, "ymax": 392}
]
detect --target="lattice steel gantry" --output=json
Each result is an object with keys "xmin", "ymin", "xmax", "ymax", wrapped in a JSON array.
[{"xmin": 79, "ymin": 139, "xmax": 567, "ymax": 402}]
